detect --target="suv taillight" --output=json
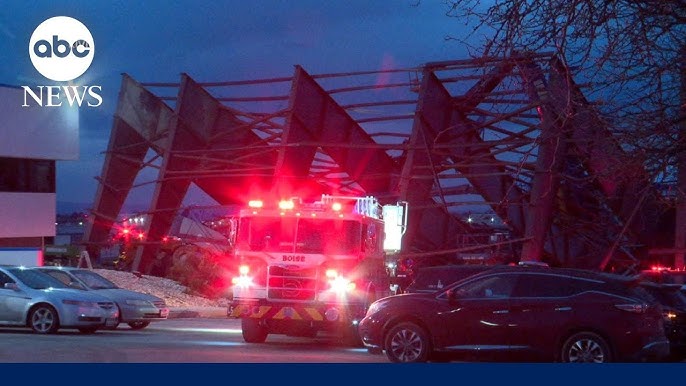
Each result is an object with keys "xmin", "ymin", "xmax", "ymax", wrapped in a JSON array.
[{"xmin": 615, "ymin": 303, "xmax": 648, "ymax": 314}]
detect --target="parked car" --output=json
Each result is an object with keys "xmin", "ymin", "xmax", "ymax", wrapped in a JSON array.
[
  {"xmin": 640, "ymin": 268, "xmax": 686, "ymax": 293},
  {"xmin": 35, "ymin": 267, "xmax": 168, "ymax": 330},
  {"xmin": 359, "ymin": 265, "xmax": 669, "ymax": 363},
  {"xmin": 0, "ymin": 265, "xmax": 118, "ymax": 334},
  {"xmin": 640, "ymin": 282, "xmax": 686, "ymax": 360},
  {"xmin": 404, "ymin": 265, "xmax": 495, "ymax": 294}
]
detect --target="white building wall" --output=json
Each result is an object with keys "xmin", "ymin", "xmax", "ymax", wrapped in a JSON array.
[
  {"xmin": 0, "ymin": 85, "xmax": 79, "ymax": 266},
  {"xmin": 0, "ymin": 86, "xmax": 78, "ymax": 160},
  {"xmin": 0, "ymin": 192, "xmax": 56, "ymax": 237}
]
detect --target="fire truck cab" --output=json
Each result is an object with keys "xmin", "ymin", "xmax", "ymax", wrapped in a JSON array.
[{"xmin": 228, "ymin": 195, "xmax": 407, "ymax": 344}]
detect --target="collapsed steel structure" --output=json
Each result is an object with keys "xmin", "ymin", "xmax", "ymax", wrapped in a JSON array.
[{"xmin": 83, "ymin": 53, "xmax": 674, "ymax": 274}]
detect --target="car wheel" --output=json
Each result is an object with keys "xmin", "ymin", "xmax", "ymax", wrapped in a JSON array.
[
  {"xmin": 108, "ymin": 307, "xmax": 122, "ymax": 330},
  {"xmin": 384, "ymin": 322, "xmax": 431, "ymax": 363},
  {"xmin": 29, "ymin": 304, "xmax": 60, "ymax": 334},
  {"xmin": 560, "ymin": 332, "xmax": 612, "ymax": 363},
  {"xmin": 241, "ymin": 318, "xmax": 268, "ymax": 343},
  {"xmin": 78, "ymin": 327, "xmax": 98, "ymax": 334},
  {"xmin": 127, "ymin": 321, "xmax": 150, "ymax": 330}
]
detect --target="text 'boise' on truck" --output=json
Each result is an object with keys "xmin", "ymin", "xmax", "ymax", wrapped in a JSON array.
[{"xmin": 228, "ymin": 194, "xmax": 407, "ymax": 344}]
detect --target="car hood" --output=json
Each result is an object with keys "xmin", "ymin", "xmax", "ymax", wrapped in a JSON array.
[{"xmin": 89, "ymin": 288, "xmax": 162, "ymax": 303}]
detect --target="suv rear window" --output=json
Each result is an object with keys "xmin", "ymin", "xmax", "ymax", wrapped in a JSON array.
[{"xmin": 511, "ymin": 273, "xmax": 599, "ymax": 298}]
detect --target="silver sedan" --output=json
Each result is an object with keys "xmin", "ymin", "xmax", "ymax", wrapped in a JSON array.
[
  {"xmin": 35, "ymin": 267, "xmax": 168, "ymax": 330},
  {"xmin": 0, "ymin": 266, "xmax": 119, "ymax": 334}
]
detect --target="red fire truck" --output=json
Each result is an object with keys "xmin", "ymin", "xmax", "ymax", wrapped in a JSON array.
[{"xmin": 228, "ymin": 194, "xmax": 407, "ymax": 344}]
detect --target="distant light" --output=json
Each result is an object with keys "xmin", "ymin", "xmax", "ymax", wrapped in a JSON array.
[
  {"xmin": 78, "ymin": 222, "xmax": 83, "ymax": 226},
  {"xmin": 248, "ymin": 200, "xmax": 263, "ymax": 208},
  {"xmin": 467, "ymin": 217, "xmax": 473, "ymax": 223}
]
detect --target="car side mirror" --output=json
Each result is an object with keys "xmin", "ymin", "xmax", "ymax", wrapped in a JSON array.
[
  {"xmin": 447, "ymin": 288, "xmax": 459, "ymax": 305},
  {"xmin": 4, "ymin": 283, "xmax": 19, "ymax": 291}
]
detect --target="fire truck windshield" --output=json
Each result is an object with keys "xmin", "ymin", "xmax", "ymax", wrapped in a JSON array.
[{"xmin": 238, "ymin": 217, "xmax": 362, "ymax": 254}]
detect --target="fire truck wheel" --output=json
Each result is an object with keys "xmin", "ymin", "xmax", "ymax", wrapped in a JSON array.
[{"xmin": 241, "ymin": 318, "xmax": 268, "ymax": 343}]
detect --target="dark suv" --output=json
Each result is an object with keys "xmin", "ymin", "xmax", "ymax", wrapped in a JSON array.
[
  {"xmin": 640, "ymin": 269, "xmax": 686, "ymax": 292},
  {"xmin": 641, "ymin": 282, "xmax": 686, "ymax": 360},
  {"xmin": 359, "ymin": 265, "xmax": 669, "ymax": 362}
]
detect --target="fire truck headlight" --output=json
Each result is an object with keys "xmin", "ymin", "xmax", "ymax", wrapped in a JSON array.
[
  {"xmin": 278, "ymin": 200, "xmax": 295, "ymax": 210},
  {"xmin": 232, "ymin": 275, "xmax": 254, "ymax": 288},
  {"xmin": 329, "ymin": 275, "xmax": 356, "ymax": 293}
]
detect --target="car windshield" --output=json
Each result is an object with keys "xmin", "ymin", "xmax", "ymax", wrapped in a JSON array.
[
  {"xmin": 238, "ymin": 217, "xmax": 362, "ymax": 254},
  {"xmin": 72, "ymin": 270, "xmax": 118, "ymax": 289},
  {"xmin": 7, "ymin": 268, "xmax": 69, "ymax": 290}
]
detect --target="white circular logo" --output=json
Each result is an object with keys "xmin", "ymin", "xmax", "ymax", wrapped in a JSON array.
[{"xmin": 28, "ymin": 16, "xmax": 94, "ymax": 82}]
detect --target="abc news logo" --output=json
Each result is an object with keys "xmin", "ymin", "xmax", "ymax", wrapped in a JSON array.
[
  {"xmin": 33, "ymin": 36, "xmax": 91, "ymax": 59},
  {"xmin": 22, "ymin": 16, "xmax": 102, "ymax": 108}
]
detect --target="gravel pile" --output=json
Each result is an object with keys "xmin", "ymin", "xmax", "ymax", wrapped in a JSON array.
[{"xmin": 94, "ymin": 269, "xmax": 228, "ymax": 308}]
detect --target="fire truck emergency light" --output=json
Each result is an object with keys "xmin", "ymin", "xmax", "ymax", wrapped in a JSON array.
[
  {"xmin": 248, "ymin": 200, "xmax": 263, "ymax": 208},
  {"xmin": 331, "ymin": 202, "xmax": 342, "ymax": 211},
  {"xmin": 279, "ymin": 200, "xmax": 295, "ymax": 210}
]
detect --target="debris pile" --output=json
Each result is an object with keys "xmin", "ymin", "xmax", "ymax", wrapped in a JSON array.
[{"xmin": 94, "ymin": 269, "xmax": 228, "ymax": 308}]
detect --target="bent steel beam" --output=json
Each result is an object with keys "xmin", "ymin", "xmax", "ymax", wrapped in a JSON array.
[
  {"xmin": 83, "ymin": 74, "xmax": 173, "ymax": 257},
  {"xmin": 280, "ymin": 66, "xmax": 398, "ymax": 196},
  {"xmin": 516, "ymin": 58, "xmax": 568, "ymax": 262},
  {"xmin": 133, "ymin": 74, "xmax": 276, "ymax": 272}
]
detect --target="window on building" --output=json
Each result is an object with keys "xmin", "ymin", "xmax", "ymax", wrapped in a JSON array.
[{"xmin": 0, "ymin": 157, "xmax": 55, "ymax": 193}]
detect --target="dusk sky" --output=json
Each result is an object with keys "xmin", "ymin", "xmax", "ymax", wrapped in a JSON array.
[{"xmin": 1, "ymin": 1, "xmax": 475, "ymax": 211}]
